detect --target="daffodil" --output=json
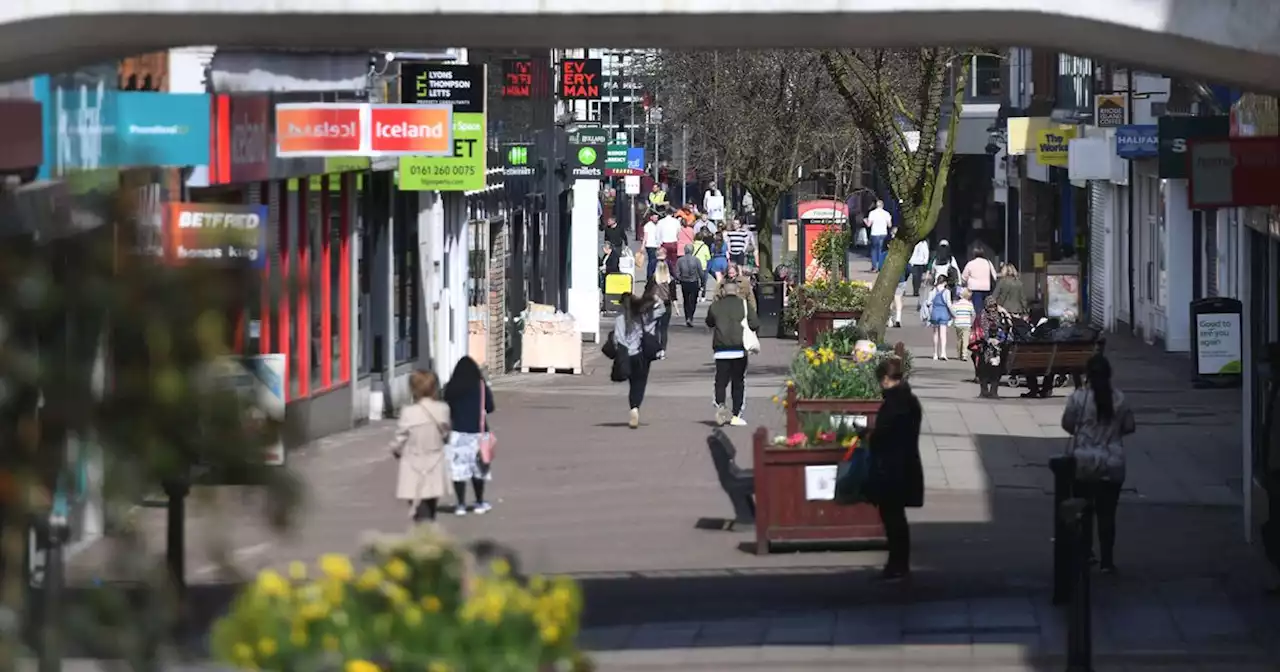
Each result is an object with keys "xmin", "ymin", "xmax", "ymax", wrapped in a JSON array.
[
  {"xmin": 232, "ymin": 642, "xmax": 254, "ymax": 664},
  {"xmin": 255, "ymin": 570, "xmax": 289, "ymax": 598},
  {"xmin": 420, "ymin": 595, "xmax": 443, "ymax": 613},
  {"xmin": 540, "ymin": 623, "xmax": 562, "ymax": 643},
  {"xmin": 402, "ymin": 606, "xmax": 423, "ymax": 626},
  {"xmin": 490, "ymin": 558, "xmax": 511, "ymax": 576},
  {"xmin": 322, "ymin": 634, "xmax": 340, "ymax": 652},
  {"xmin": 356, "ymin": 567, "xmax": 383, "ymax": 591},
  {"xmin": 289, "ymin": 626, "xmax": 307, "ymax": 647},
  {"xmin": 319, "ymin": 553, "xmax": 354, "ymax": 581},
  {"xmin": 257, "ymin": 637, "xmax": 277, "ymax": 657},
  {"xmin": 384, "ymin": 557, "xmax": 409, "ymax": 582},
  {"xmin": 345, "ymin": 660, "xmax": 379, "ymax": 672},
  {"xmin": 288, "ymin": 561, "xmax": 308, "ymax": 581}
]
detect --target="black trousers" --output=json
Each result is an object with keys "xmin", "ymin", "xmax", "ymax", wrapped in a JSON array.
[
  {"xmin": 680, "ymin": 280, "xmax": 700, "ymax": 322},
  {"xmin": 453, "ymin": 479, "xmax": 487, "ymax": 506},
  {"xmin": 657, "ymin": 307, "xmax": 672, "ymax": 349},
  {"xmin": 628, "ymin": 355, "xmax": 651, "ymax": 409},
  {"xmin": 412, "ymin": 498, "xmax": 438, "ymax": 522},
  {"xmin": 910, "ymin": 264, "xmax": 926, "ymax": 295},
  {"xmin": 714, "ymin": 356, "xmax": 749, "ymax": 416},
  {"xmin": 978, "ymin": 360, "xmax": 1003, "ymax": 397},
  {"xmin": 878, "ymin": 502, "xmax": 910, "ymax": 572},
  {"xmin": 1073, "ymin": 480, "xmax": 1121, "ymax": 567}
]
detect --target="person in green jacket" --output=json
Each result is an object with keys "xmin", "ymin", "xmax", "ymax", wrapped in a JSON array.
[
  {"xmin": 705, "ymin": 279, "xmax": 761, "ymax": 427},
  {"xmin": 692, "ymin": 233, "xmax": 713, "ymax": 300},
  {"xmin": 991, "ymin": 263, "xmax": 1029, "ymax": 317}
]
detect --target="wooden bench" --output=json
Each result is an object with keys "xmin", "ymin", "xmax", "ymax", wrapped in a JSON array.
[{"xmin": 1003, "ymin": 339, "xmax": 1105, "ymax": 397}]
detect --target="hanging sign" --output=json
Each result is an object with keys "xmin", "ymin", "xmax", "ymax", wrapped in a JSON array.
[
  {"xmin": 559, "ymin": 59, "xmax": 602, "ymax": 100},
  {"xmin": 400, "ymin": 63, "xmax": 484, "ymax": 113}
]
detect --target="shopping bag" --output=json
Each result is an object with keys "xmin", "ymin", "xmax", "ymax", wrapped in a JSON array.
[
  {"xmin": 834, "ymin": 443, "xmax": 871, "ymax": 504},
  {"xmin": 741, "ymin": 298, "xmax": 761, "ymax": 355},
  {"xmin": 478, "ymin": 389, "xmax": 497, "ymax": 466}
]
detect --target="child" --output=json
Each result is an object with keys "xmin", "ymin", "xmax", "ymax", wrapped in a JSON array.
[
  {"xmin": 926, "ymin": 275, "xmax": 954, "ymax": 360},
  {"xmin": 952, "ymin": 289, "xmax": 975, "ymax": 360}
]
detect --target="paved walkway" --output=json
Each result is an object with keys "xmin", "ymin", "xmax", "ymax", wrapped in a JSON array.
[{"xmin": 60, "ymin": 259, "xmax": 1271, "ymax": 669}]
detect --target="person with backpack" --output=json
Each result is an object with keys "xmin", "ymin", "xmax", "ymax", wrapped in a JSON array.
[
  {"xmin": 706, "ymin": 278, "xmax": 761, "ymax": 427},
  {"xmin": 925, "ymin": 275, "xmax": 954, "ymax": 360},
  {"xmin": 612, "ymin": 291, "xmax": 663, "ymax": 429},
  {"xmin": 1061, "ymin": 354, "xmax": 1136, "ymax": 574},
  {"xmin": 931, "ymin": 240, "xmax": 960, "ymax": 298}
]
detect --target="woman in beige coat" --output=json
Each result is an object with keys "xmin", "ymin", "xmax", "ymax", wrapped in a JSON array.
[{"xmin": 390, "ymin": 370, "xmax": 453, "ymax": 523}]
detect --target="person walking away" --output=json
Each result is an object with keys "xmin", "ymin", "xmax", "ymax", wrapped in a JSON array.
[
  {"xmin": 975, "ymin": 301, "xmax": 1005, "ymax": 398},
  {"xmin": 442, "ymin": 357, "xmax": 496, "ymax": 515},
  {"xmin": 707, "ymin": 232, "xmax": 730, "ymax": 290},
  {"xmin": 926, "ymin": 275, "xmax": 954, "ymax": 360},
  {"xmin": 961, "ymin": 249, "xmax": 998, "ymax": 316},
  {"xmin": 1062, "ymin": 354, "xmax": 1136, "ymax": 574},
  {"xmin": 658, "ymin": 208, "xmax": 682, "ymax": 274},
  {"xmin": 952, "ymin": 289, "xmax": 976, "ymax": 361},
  {"xmin": 599, "ymin": 241, "xmax": 619, "ymax": 296},
  {"xmin": 890, "ymin": 264, "xmax": 909, "ymax": 329},
  {"xmin": 642, "ymin": 213, "xmax": 661, "ymax": 279},
  {"xmin": 603, "ymin": 216, "xmax": 628, "ymax": 251},
  {"xmin": 703, "ymin": 182, "xmax": 726, "ymax": 223},
  {"xmin": 706, "ymin": 278, "xmax": 760, "ymax": 427},
  {"xmin": 390, "ymin": 370, "xmax": 452, "ymax": 524},
  {"xmin": 865, "ymin": 199, "xmax": 893, "ymax": 272},
  {"xmin": 865, "ymin": 356, "xmax": 924, "ymax": 581},
  {"xmin": 676, "ymin": 244, "xmax": 703, "ymax": 326},
  {"xmin": 677, "ymin": 216, "xmax": 696, "ymax": 260},
  {"xmin": 932, "ymin": 240, "xmax": 960, "ymax": 299},
  {"xmin": 618, "ymin": 241, "xmax": 636, "ymax": 278},
  {"xmin": 908, "ymin": 238, "xmax": 931, "ymax": 296},
  {"xmin": 648, "ymin": 253, "xmax": 676, "ymax": 357},
  {"xmin": 991, "ymin": 263, "xmax": 1028, "ymax": 317},
  {"xmin": 614, "ymin": 292, "xmax": 662, "ymax": 428},
  {"xmin": 725, "ymin": 221, "xmax": 752, "ymax": 266},
  {"xmin": 692, "ymin": 234, "xmax": 713, "ymax": 300}
]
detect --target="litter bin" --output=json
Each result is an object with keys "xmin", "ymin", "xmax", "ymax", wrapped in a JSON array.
[{"xmin": 757, "ymin": 281, "xmax": 784, "ymax": 338}]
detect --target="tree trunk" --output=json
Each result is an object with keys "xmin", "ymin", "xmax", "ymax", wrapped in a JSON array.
[{"xmin": 860, "ymin": 237, "xmax": 912, "ymax": 343}]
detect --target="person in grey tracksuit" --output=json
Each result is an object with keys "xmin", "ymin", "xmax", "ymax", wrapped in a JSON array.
[{"xmin": 675, "ymin": 244, "xmax": 703, "ymax": 327}]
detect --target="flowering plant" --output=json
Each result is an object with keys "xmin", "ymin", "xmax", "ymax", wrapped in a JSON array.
[
  {"xmin": 785, "ymin": 346, "xmax": 882, "ymax": 400},
  {"xmin": 782, "ymin": 278, "xmax": 870, "ymax": 333},
  {"xmin": 211, "ymin": 527, "xmax": 588, "ymax": 672},
  {"xmin": 769, "ymin": 413, "xmax": 865, "ymax": 449}
]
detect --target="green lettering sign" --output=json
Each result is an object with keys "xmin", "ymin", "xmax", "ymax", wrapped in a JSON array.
[{"xmin": 398, "ymin": 112, "xmax": 487, "ymax": 192}]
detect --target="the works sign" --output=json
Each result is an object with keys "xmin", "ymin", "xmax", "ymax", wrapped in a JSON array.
[
  {"xmin": 400, "ymin": 63, "xmax": 484, "ymax": 114},
  {"xmin": 1188, "ymin": 137, "xmax": 1280, "ymax": 209}
]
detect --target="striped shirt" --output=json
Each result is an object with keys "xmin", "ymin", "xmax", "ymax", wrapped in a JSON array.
[
  {"xmin": 952, "ymin": 300, "xmax": 975, "ymax": 328},
  {"xmin": 725, "ymin": 229, "xmax": 752, "ymax": 256}
]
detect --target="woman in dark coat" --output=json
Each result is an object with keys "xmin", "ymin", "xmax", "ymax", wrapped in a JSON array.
[{"xmin": 865, "ymin": 356, "xmax": 924, "ymax": 581}]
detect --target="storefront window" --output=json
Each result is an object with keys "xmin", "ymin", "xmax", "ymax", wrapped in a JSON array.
[{"xmin": 393, "ymin": 194, "xmax": 420, "ymax": 365}]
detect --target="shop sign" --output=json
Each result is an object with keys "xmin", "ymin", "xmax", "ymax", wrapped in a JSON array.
[
  {"xmin": 397, "ymin": 112, "xmax": 486, "ymax": 191},
  {"xmin": 503, "ymin": 143, "xmax": 536, "ymax": 177},
  {"xmin": 48, "ymin": 79, "xmax": 119, "ymax": 176},
  {"xmin": 559, "ymin": 59, "xmax": 602, "ymax": 100},
  {"xmin": 1158, "ymin": 115, "xmax": 1229, "ymax": 179},
  {"xmin": 1194, "ymin": 311, "xmax": 1242, "ymax": 376},
  {"xmin": 502, "ymin": 59, "xmax": 533, "ymax": 98},
  {"xmin": 165, "ymin": 202, "xmax": 267, "ymax": 268},
  {"xmin": 274, "ymin": 103, "xmax": 454, "ymax": 158},
  {"xmin": 1114, "ymin": 124, "xmax": 1158, "ymax": 159},
  {"xmin": 0, "ymin": 99, "xmax": 43, "ymax": 172},
  {"xmin": 218, "ymin": 94, "xmax": 270, "ymax": 183},
  {"xmin": 1034, "ymin": 128, "xmax": 1076, "ymax": 166},
  {"xmin": 1187, "ymin": 137, "xmax": 1280, "ymax": 209},
  {"xmin": 1093, "ymin": 94, "xmax": 1128, "ymax": 128},
  {"xmin": 116, "ymin": 92, "xmax": 211, "ymax": 167},
  {"xmin": 399, "ymin": 63, "xmax": 484, "ymax": 114},
  {"xmin": 568, "ymin": 140, "xmax": 605, "ymax": 180}
]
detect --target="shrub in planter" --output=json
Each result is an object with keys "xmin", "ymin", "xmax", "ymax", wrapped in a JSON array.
[
  {"xmin": 782, "ymin": 279, "xmax": 870, "ymax": 336},
  {"xmin": 211, "ymin": 527, "xmax": 589, "ymax": 672}
]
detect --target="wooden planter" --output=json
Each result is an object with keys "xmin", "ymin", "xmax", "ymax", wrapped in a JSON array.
[
  {"xmin": 784, "ymin": 384, "xmax": 884, "ymax": 435},
  {"xmin": 752, "ymin": 427, "xmax": 886, "ymax": 554},
  {"xmin": 798, "ymin": 310, "xmax": 862, "ymax": 346}
]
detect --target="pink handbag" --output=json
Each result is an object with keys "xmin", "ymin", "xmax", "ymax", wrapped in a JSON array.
[{"xmin": 478, "ymin": 388, "xmax": 496, "ymax": 465}]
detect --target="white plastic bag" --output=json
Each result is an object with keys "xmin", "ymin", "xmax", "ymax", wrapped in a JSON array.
[{"xmin": 741, "ymin": 297, "xmax": 761, "ymax": 354}]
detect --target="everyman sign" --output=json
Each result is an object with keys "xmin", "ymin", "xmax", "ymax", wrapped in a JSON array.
[{"xmin": 559, "ymin": 59, "xmax": 602, "ymax": 100}]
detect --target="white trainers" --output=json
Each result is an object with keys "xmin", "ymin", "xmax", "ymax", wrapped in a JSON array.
[
  {"xmin": 629, "ymin": 408, "xmax": 640, "ymax": 429},
  {"xmin": 454, "ymin": 506, "xmax": 468, "ymax": 517},
  {"xmin": 714, "ymin": 406, "xmax": 731, "ymax": 426},
  {"xmin": 473, "ymin": 502, "xmax": 492, "ymax": 515},
  {"xmin": 729, "ymin": 416, "xmax": 748, "ymax": 427}
]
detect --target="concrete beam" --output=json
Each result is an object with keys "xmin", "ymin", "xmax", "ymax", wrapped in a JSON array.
[{"xmin": 3, "ymin": 0, "xmax": 1280, "ymax": 91}]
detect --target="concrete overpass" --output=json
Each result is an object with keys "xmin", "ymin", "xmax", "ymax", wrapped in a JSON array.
[{"xmin": 4, "ymin": 0, "xmax": 1280, "ymax": 91}]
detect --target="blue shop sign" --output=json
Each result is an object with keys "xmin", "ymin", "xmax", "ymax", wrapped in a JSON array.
[
  {"xmin": 626, "ymin": 147, "xmax": 645, "ymax": 172},
  {"xmin": 116, "ymin": 92, "xmax": 211, "ymax": 166},
  {"xmin": 1115, "ymin": 125, "xmax": 1159, "ymax": 159}
]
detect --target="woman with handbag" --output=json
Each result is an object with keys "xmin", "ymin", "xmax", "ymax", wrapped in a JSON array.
[
  {"xmin": 614, "ymin": 291, "xmax": 663, "ymax": 429},
  {"xmin": 390, "ymin": 370, "xmax": 453, "ymax": 523},
  {"xmin": 443, "ymin": 356, "xmax": 496, "ymax": 515},
  {"xmin": 1062, "ymin": 354, "xmax": 1136, "ymax": 574},
  {"xmin": 705, "ymin": 279, "xmax": 760, "ymax": 427},
  {"xmin": 865, "ymin": 356, "xmax": 924, "ymax": 581}
]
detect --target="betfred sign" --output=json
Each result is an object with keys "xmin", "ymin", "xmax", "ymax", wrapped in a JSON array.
[
  {"xmin": 1188, "ymin": 137, "xmax": 1280, "ymax": 209},
  {"xmin": 559, "ymin": 59, "xmax": 602, "ymax": 99},
  {"xmin": 276, "ymin": 104, "xmax": 362, "ymax": 156},
  {"xmin": 274, "ymin": 103, "xmax": 453, "ymax": 157},
  {"xmin": 165, "ymin": 202, "xmax": 267, "ymax": 267}
]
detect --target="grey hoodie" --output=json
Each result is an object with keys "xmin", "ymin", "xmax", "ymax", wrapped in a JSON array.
[{"xmin": 675, "ymin": 253, "xmax": 703, "ymax": 283}]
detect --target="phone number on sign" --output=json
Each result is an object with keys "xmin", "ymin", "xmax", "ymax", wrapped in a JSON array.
[{"xmin": 408, "ymin": 164, "xmax": 476, "ymax": 177}]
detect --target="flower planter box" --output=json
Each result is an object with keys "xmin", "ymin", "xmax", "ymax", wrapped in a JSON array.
[
  {"xmin": 798, "ymin": 310, "xmax": 862, "ymax": 346},
  {"xmin": 784, "ymin": 386, "xmax": 883, "ymax": 435},
  {"xmin": 751, "ymin": 427, "xmax": 885, "ymax": 554}
]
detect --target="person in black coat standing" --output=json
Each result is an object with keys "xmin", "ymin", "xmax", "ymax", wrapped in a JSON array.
[{"xmin": 866, "ymin": 356, "xmax": 924, "ymax": 581}]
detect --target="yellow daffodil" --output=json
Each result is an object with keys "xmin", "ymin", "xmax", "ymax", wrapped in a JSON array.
[
  {"xmin": 319, "ymin": 553, "xmax": 354, "ymax": 582},
  {"xmin": 356, "ymin": 567, "xmax": 383, "ymax": 591},
  {"xmin": 402, "ymin": 606, "xmax": 423, "ymax": 626},
  {"xmin": 322, "ymin": 634, "xmax": 340, "ymax": 652},
  {"xmin": 490, "ymin": 558, "xmax": 511, "ymax": 577},
  {"xmin": 287, "ymin": 561, "xmax": 307, "ymax": 581},
  {"xmin": 345, "ymin": 661, "xmax": 379, "ymax": 672},
  {"xmin": 427, "ymin": 663, "xmax": 451, "ymax": 672},
  {"xmin": 289, "ymin": 627, "xmax": 307, "ymax": 647},
  {"xmin": 256, "ymin": 637, "xmax": 277, "ymax": 657},
  {"xmin": 232, "ymin": 643, "xmax": 254, "ymax": 664},
  {"xmin": 255, "ymin": 570, "xmax": 289, "ymax": 598},
  {"xmin": 771, "ymin": 395, "xmax": 781, "ymax": 405},
  {"xmin": 421, "ymin": 595, "xmax": 443, "ymax": 613},
  {"xmin": 540, "ymin": 623, "xmax": 562, "ymax": 643},
  {"xmin": 786, "ymin": 379, "xmax": 795, "ymax": 388},
  {"xmin": 384, "ymin": 557, "xmax": 409, "ymax": 582}
]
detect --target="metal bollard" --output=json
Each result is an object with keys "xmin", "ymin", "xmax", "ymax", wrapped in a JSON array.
[
  {"xmin": 1060, "ymin": 497, "xmax": 1094, "ymax": 672},
  {"xmin": 1048, "ymin": 455, "xmax": 1076, "ymax": 605}
]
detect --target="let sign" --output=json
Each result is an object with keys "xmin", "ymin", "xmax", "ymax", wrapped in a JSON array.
[{"xmin": 559, "ymin": 58, "xmax": 602, "ymax": 100}]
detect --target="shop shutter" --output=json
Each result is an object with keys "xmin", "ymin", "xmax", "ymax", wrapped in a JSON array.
[
  {"xmin": 1088, "ymin": 181, "xmax": 1109, "ymax": 329},
  {"xmin": 1205, "ymin": 211, "xmax": 1219, "ymax": 297}
]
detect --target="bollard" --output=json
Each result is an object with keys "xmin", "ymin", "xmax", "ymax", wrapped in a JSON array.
[
  {"xmin": 1049, "ymin": 455, "xmax": 1076, "ymax": 605},
  {"xmin": 37, "ymin": 515, "xmax": 68, "ymax": 672},
  {"xmin": 1060, "ymin": 497, "xmax": 1094, "ymax": 672}
]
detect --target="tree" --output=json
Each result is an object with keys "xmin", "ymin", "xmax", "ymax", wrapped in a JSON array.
[
  {"xmin": 820, "ymin": 48, "xmax": 970, "ymax": 341},
  {"xmin": 652, "ymin": 50, "xmax": 855, "ymax": 272}
]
